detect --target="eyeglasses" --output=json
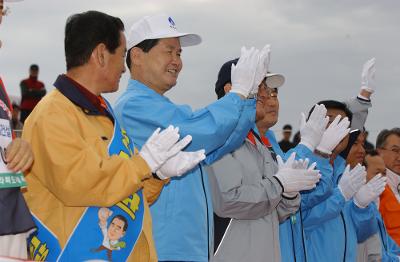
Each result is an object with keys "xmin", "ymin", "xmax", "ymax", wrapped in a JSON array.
[{"xmin": 380, "ymin": 147, "xmax": 400, "ymax": 156}]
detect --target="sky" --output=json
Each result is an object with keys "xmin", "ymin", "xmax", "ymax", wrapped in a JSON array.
[{"xmin": 0, "ymin": 0, "xmax": 399, "ymax": 143}]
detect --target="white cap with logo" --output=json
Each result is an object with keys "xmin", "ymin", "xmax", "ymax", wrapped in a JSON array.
[{"xmin": 127, "ymin": 14, "xmax": 202, "ymax": 50}]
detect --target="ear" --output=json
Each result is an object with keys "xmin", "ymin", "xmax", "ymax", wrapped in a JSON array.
[
  {"xmin": 376, "ymin": 148, "xmax": 383, "ymax": 156},
  {"xmin": 130, "ymin": 47, "xmax": 144, "ymax": 66},
  {"xmin": 223, "ymin": 83, "xmax": 232, "ymax": 95},
  {"xmin": 91, "ymin": 43, "xmax": 108, "ymax": 68}
]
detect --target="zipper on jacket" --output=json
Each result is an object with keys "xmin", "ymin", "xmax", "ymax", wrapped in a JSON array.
[
  {"xmin": 199, "ymin": 165, "xmax": 210, "ymax": 260},
  {"xmin": 290, "ymin": 221, "xmax": 297, "ymax": 262},
  {"xmin": 340, "ymin": 211, "xmax": 347, "ymax": 262},
  {"xmin": 299, "ymin": 206, "xmax": 307, "ymax": 262}
]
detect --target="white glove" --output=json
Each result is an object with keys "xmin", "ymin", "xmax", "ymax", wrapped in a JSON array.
[
  {"xmin": 316, "ymin": 115, "xmax": 350, "ymax": 155},
  {"xmin": 360, "ymin": 57, "xmax": 376, "ymax": 94},
  {"xmin": 338, "ymin": 164, "xmax": 367, "ymax": 201},
  {"xmin": 274, "ymin": 153, "xmax": 321, "ymax": 194},
  {"xmin": 230, "ymin": 46, "xmax": 260, "ymax": 98},
  {"xmin": 139, "ymin": 126, "xmax": 192, "ymax": 172},
  {"xmin": 354, "ymin": 174, "xmax": 387, "ymax": 208},
  {"xmin": 292, "ymin": 157, "xmax": 317, "ymax": 171},
  {"xmin": 299, "ymin": 104, "xmax": 329, "ymax": 151},
  {"xmin": 156, "ymin": 149, "xmax": 206, "ymax": 180},
  {"xmin": 249, "ymin": 44, "xmax": 271, "ymax": 95}
]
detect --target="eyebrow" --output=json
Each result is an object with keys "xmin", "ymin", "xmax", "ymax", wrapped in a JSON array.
[
  {"xmin": 111, "ymin": 221, "xmax": 122, "ymax": 230},
  {"xmin": 165, "ymin": 45, "xmax": 182, "ymax": 53}
]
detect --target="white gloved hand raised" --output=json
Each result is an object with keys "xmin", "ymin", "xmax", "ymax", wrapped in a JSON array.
[
  {"xmin": 139, "ymin": 125, "xmax": 192, "ymax": 173},
  {"xmin": 156, "ymin": 149, "xmax": 206, "ymax": 180},
  {"xmin": 316, "ymin": 115, "xmax": 350, "ymax": 155},
  {"xmin": 299, "ymin": 104, "xmax": 329, "ymax": 151},
  {"xmin": 338, "ymin": 164, "xmax": 367, "ymax": 201},
  {"xmin": 354, "ymin": 174, "xmax": 387, "ymax": 208},
  {"xmin": 360, "ymin": 57, "xmax": 376, "ymax": 94},
  {"xmin": 249, "ymin": 44, "xmax": 271, "ymax": 96},
  {"xmin": 273, "ymin": 152, "xmax": 321, "ymax": 194},
  {"xmin": 230, "ymin": 46, "xmax": 260, "ymax": 98}
]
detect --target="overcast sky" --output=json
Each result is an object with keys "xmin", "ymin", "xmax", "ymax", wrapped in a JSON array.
[{"xmin": 0, "ymin": 0, "xmax": 399, "ymax": 143}]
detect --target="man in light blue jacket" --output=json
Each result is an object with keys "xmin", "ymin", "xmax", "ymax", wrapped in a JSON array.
[{"xmin": 114, "ymin": 14, "xmax": 269, "ymax": 261}]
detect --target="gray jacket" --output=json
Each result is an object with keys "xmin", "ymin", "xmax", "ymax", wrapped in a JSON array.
[
  {"xmin": 345, "ymin": 96, "xmax": 372, "ymax": 131},
  {"xmin": 207, "ymin": 135, "xmax": 300, "ymax": 262}
]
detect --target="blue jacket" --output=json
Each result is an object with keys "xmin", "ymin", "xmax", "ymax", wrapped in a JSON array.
[
  {"xmin": 303, "ymin": 156, "xmax": 378, "ymax": 262},
  {"xmin": 267, "ymin": 132, "xmax": 334, "ymax": 262},
  {"xmin": 114, "ymin": 80, "xmax": 255, "ymax": 261}
]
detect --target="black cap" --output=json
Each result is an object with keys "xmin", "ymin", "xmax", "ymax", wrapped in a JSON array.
[{"xmin": 215, "ymin": 58, "xmax": 238, "ymax": 99}]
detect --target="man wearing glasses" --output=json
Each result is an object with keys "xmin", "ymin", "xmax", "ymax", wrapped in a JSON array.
[{"xmin": 377, "ymin": 128, "xmax": 400, "ymax": 246}]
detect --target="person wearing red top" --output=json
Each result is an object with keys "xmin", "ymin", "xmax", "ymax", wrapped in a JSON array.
[{"xmin": 19, "ymin": 64, "xmax": 46, "ymax": 123}]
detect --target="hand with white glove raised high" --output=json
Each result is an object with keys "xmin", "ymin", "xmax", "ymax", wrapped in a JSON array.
[
  {"xmin": 249, "ymin": 44, "xmax": 271, "ymax": 96},
  {"xmin": 273, "ymin": 152, "xmax": 321, "ymax": 195},
  {"xmin": 299, "ymin": 104, "xmax": 329, "ymax": 151},
  {"xmin": 316, "ymin": 115, "xmax": 350, "ymax": 155},
  {"xmin": 338, "ymin": 164, "xmax": 367, "ymax": 201},
  {"xmin": 230, "ymin": 46, "xmax": 260, "ymax": 98},
  {"xmin": 360, "ymin": 57, "xmax": 376, "ymax": 94},
  {"xmin": 354, "ymin": 174, "xmax": 387, "ymax": 208},
  {"xmin": 139, "ymin": 125, "xmax": 192, "ymax": 173},
  {"xmin": 156, "ymin": 149, "xmax": 206, "ymax": 180}
]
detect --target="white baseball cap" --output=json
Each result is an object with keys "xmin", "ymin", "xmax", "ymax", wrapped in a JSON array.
[
  {"xmin": 127, "ymin": 14, "xmax": 202, "ymax": 50},
  {"xmin": 265, "ymin": 73, "xmax": 285, "ymax": 89}
]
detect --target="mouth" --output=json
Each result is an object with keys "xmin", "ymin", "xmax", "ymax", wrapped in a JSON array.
[{"xmin": 167, "ymin": 68, "xmax": 179, "ymax": 77}]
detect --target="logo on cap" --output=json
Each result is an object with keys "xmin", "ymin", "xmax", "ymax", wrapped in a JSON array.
[{"xmin": 168, "ymin": 17, "xmax": 177, "ymax": 30}]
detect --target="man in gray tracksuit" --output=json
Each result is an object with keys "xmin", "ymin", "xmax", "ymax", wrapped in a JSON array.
[{"xmin": 207, "ymin": 58, "xmax": 324, "ymax": 262}]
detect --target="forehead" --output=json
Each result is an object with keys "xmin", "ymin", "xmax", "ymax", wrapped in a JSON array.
[
  {"xmin": 157, "ymin": 37, "xmax": 181, "ymax": 49},
  {"xmin": 112, "ymin": 217, "xmax": 125, "ymax": 225},
  {"xmin": 385, "ymin": 134, "xmax": 400, "ymax": 147},
  {"xmin": 326, "ymin": 108, "xmax": 346, "ymax": 118}
]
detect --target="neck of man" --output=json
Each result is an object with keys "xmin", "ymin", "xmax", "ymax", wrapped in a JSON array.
[
  {"xmin": 66, "ymin": 67, "xmax": 101, "ymax": 96},
  {"xmin": 131, "ymin": 70, "xmax": 168, "ymax": 96}
]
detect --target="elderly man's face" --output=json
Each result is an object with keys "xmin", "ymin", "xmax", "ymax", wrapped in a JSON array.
[
  {"xmin": 378, "ymin": 134, "xmax": 400, "ymax": 174},
  {"xmin": 255, "ymin": 80, "xmax": 279, "ymax": 129}
]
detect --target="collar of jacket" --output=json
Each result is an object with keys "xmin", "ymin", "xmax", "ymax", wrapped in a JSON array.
[
  {"xmin": 247, "ymin": 129, "xmax": 272, "ymax": 147},
  {"xmin": 54, "ymin": 74, "xmax": 113, "ymax": 121}
]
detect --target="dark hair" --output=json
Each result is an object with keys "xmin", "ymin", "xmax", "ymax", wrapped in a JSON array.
[
  {"xmin": 363, "ymin": 149, "xmax": 380, "ymax": 167},
  {"xmin": 308, "ymin": 100, "xmax": 353, "ymax": 123},
  {"xmin": 283, "ymin": 124, "xmax": 292, "ymax": 131},
  {"xmin": 215, "ymin": 58, "xmax": 239, "ymax": 99},
  {"xmin": 111, "ymin": 215, "xmax": 128, "ymax": 232},
  {"xmin": 376, "ymin": 128, "xmax": 400, "ymax": 149},
  {"xmin": 30, "ymin": 64, "xmax": 39, "ymax": 71},
  {"xmin": 65, "ymin": 10, "xmax": 124, "ymax": 71},
  {"xmin": 126, "ymin": 39, "xmax": 160, "ymax": 70}
]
